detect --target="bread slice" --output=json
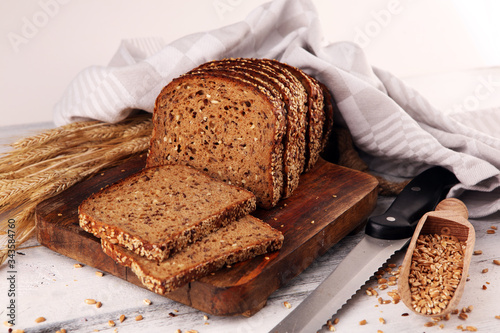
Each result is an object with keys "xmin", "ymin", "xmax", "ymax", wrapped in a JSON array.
[
  {"xmin": 268, "ymin": 60, "xmax": 326, "ymax": 172},
  {"xmin": 189, "ymin": 61, "xmax": 297, "ymax": 199},
  {"xmin": 193, "ymin": 58, "xmax": 309, "ymax": 199},
  {"xmin": 146, "ymin": 73, "xmax": 286, "ymax": 209},
  {"xmin": 79, "ymin": 164, "xmax": 256, "ymax": 262},
  {"xmin": 101, "ymin": 215, "xmax": 284, "ymax": 294}
]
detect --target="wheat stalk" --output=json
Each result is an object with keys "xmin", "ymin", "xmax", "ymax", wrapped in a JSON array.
[
  {"xmin": 0, "ymin": 202, "xmax": 37, "ymax": 265},
  {"xmin": 0, "ymin": 113, "xmax": 153, "ymax": 265},
  {"xmin": 11, "ymin": 120, "xmax": 101, "ymax": 149}
]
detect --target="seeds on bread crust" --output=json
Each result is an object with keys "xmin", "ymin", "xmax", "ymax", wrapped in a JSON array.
[{"xmin": 101, "ymin": 215, "xmax": 284, "ymax": 294}]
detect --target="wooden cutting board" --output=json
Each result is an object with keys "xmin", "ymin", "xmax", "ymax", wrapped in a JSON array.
[{"xmin": 35, "ymin": 154, "xmax": 378, "ymax": 317}]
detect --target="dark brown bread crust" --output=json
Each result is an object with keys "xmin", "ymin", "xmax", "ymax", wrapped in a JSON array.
[
  {"xmin": 101, "ymin": 215, "xmax": 284, "ymax": 294},
  {"xmin": 146, "ymin": 73, "xmax": 286, "ymax": 209},
  {"xmin": 317, "ymin": 81, "xmax": 335, "ymax": 152},
  {"xmin": 79, "ymin": 164, "xmax": 256, "ymax": 262}
]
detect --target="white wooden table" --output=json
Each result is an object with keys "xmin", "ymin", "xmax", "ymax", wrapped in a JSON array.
[{"xmin": 2, "ymin": 70, "xmax": 500, "ymax": 333}]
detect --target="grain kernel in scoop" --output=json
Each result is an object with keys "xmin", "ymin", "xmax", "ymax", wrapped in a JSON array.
[{"xmin": 408, "ymin": 234, "xmax": 466, "ymax": 315}]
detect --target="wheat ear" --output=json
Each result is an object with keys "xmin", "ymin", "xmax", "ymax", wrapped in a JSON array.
[{"xmin": 0, "ymin": 113, "xmax": 153, "ymax": 265}]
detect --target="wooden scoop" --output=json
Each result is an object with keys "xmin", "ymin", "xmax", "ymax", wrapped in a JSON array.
[{"xmin": 398, "ymin": 198, "xmax": 475, "ymax": 317}]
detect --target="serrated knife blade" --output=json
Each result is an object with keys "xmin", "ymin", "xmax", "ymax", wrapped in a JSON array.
[{"xmin": 270, "ymin": 166, "xmax": 458, "ymax": 333}]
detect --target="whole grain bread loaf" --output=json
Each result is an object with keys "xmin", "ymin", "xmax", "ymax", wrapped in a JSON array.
[
  {"xmin": 146, "ymin": 58, "xmax": 334, "ymax": 208},
  {"xmin": 79, "ymin": 164, "xmax": 256, "ymax": 262},
  {"xmin": 146, "ymin": 72, "xmax": 286, "ymax": 209},
  {"xmin": 101, "ymin": 215, "xmax": 284, "ymax": 294}
]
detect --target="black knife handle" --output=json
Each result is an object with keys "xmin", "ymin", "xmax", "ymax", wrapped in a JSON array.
[{"xmin": 365, "ymin": 166, "xmax": 458, "ymax": 240}]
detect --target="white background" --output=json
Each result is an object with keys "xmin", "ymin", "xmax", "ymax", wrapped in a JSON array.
[{"xmin": 1, "ymin": 0, "xmax": 499, "ymax": 126}]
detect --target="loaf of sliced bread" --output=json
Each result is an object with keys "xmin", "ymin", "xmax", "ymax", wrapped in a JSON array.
[
  {"xmin": 146, "ymin": 58, "xmax": 334, "ymax": 208},
  {"xmin": 101, "ymin": 215, "xmax": 284, "ymax": 294},
  {"xmin": 79, "ymin": 164, "xmax": 256, "ymax": 262},
  {"xmin": 146, "ymin": 72, "xmax": 286, "ymax": 209}
]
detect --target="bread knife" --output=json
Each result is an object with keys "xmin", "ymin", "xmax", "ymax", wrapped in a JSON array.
[{"xmin": 270, "ymin": 166, "xmax": 458, "ymax": 333}]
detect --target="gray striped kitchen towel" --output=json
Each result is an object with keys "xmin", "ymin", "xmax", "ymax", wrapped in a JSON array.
[{"xmin": 53, "ymin": 0, "xmax": 500, "ymax": 218}]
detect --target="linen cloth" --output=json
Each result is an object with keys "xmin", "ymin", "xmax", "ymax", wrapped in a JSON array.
[{"xmin": 53, "ymin": 0, "xmax": 500, "ymax": 218}]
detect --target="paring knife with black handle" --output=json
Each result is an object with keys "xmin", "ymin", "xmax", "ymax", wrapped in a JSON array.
[{"xmin": 270, "ymin": 166, "xmax": 458, "ymax": 333}]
